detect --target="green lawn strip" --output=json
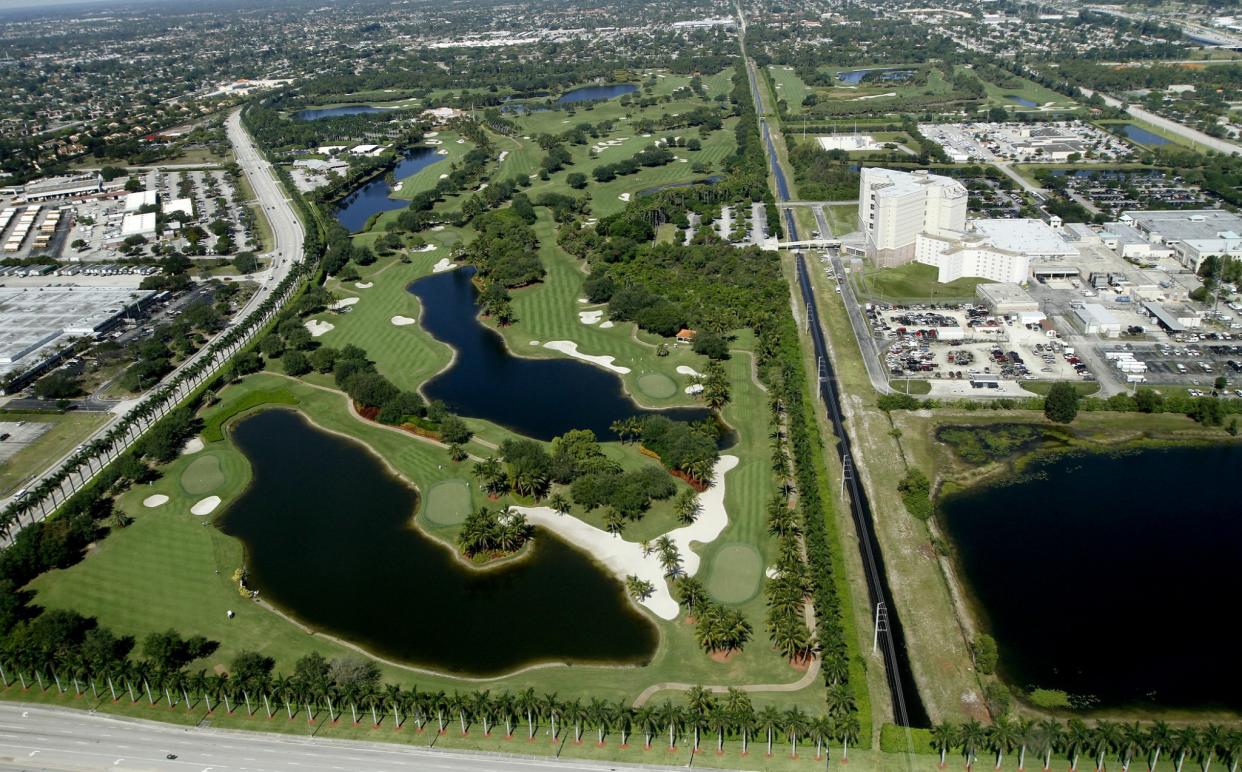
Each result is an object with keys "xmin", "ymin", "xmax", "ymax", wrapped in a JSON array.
[
  {"xmin": 824, "ymin": 205, "xmax": 857, "ymax": 236},
  {"xmin": 800, "ymin": 254, "xmax": 985, "ymax": 725},
  {"xmin": 200, "ymin": 386, "xmax": 299, "ymax": 441},
  {"xmin": 390, "ymin": 131, "xmax": 473, "ymax": 200},
  {"xmin": 0, "ymin": 410, "xmax": 110, "ymax": 497},
  {"xmin": 854, "ymin": 261, "xmax": 983, "ymax": 303},
  {"xmin": 767, "ymin": 66, "xmax": 811, "ymax": 115}
]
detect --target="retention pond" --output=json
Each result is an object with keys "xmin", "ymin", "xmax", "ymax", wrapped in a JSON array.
[
  {"xmin": 218, "ymin": 409, "xmax": 658, "ymax": 676},
  {"xmin": 940, "ymin": 443, "xmax": 1242, "ymax": 712}
]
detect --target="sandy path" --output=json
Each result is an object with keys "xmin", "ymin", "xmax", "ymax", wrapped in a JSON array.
[
  {"xmin": 630, "ymin": 655, "xmax": 821, "ymax": 707},
  {"xmin": 513, "ymin": 455, "xmax": 739, "ymax": 620}
]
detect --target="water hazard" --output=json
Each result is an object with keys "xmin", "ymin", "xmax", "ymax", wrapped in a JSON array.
[
  {"xmin": 334, "ymin": 147, "xmax": 443, "ymax": 232},
  {"xmin": 218, "ymin": 409, "xmax": 658, "ymax": 675},
  {"xmin": 557, "ymin": 84, "xmax": 638, "ymax": 103},
  {"xmin": 410, "ymin": 267, "xmax": 710, "ymax": 440},
  {"xmin": 295, "ymin": 105, "xmax": 391, "ymax": 120},
  {"xmin": 940, "ymin": 443, "xmax": 1242, "ymax": 712}
]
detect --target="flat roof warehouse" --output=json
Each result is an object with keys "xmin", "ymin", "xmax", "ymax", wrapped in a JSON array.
[{"xmin": 0, "ymin": 286, "xmax": 154, "ymax": 376}]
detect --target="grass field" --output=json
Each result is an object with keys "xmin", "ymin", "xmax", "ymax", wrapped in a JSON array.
[
  {"xmin": 392, "ymin": 131, "xmax": 473, "ymax": 201},
  {"xmin": 969, "ymin": 67, "xmax": 1078, "ymax": 112},
  {"xmin": 0, "ymin": 410, "xmax": 110, "ymax": 497},
  {"xmin": 824, "ymin": 204, "xmax": 857, "ymax": 237},
  {"xmin": 767, "ymin": 66, "xmax": 811, "ymax": 115},
  {"xmin": 854, "ymin": 261, "xmax": 984, "ymax": 302}
]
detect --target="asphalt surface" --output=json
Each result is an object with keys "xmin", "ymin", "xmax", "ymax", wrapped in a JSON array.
[
  {"xmin": 0, "ymin": 704, "xmax": 715, "ymax": 772},
  {"xmin": 1, "ymin": 108, "xmax": 304, "ymax": 533}
]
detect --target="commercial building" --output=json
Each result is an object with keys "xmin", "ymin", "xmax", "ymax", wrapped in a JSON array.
[
  {"xmin": 1119, "ymin": 209, "xmax": 1242, "ymax": 272},
  {"xmin": 123, "ymin": 190, "xmax": 158, "ymax": 212},
  {"xmin": 976, "ymin": 282, "xmax": 1040, "ymax": 314},
  {"xmin": 164, "ymin": 198, "xmax": 194, "ymax": 218},
  {"xmin": 0, "ymin": 286, "xmax": 154, "ymax": 375},
  {"xmin": 859, "ymin": 168, "xmax": 967, "ymax": 265},
  {"xmin": 970, "ymin": 218, "xmax": 1079, "ymax": 260},
  {"xmin": 1074, "ymin": 303, "xmax": 1122, "ymax": 337},
  {"xmin": 914, "ymin": 231, "xmax": 1030, "ymax": 283},
  {"xmin": 120, "ymin": 211, "xmax": 157, "ymax": 237},
  {"xmin": 1142, "ymin": 301, "xmax": 1202, "ymax": 332},
  {"xmin": 21, "ymin": 174, "xmax": 103, "ymax": 202}
]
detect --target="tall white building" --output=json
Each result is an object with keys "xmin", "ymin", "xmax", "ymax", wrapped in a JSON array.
[
  {"xmin": 914, "ymin": 232, "xmax": 1030, "ymax": 284},
  {"xmin": 859, "ymin": 167, "xmax": 967, "ymax": 265}
]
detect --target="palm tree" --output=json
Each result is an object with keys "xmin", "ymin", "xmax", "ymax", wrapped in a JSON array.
[
  {"xmin": 587, "ymin": 697, "xmax": 613, "ymax": 746},
  {"xmin": 1065, "ymin": 719, "xmax": 1094, "ymax": 772},
  {"xmin": 635, "ymin": 705, "xmax": 659, "ymax": 750},
  {"xmin": 659, "ymin": 700, "xmax": 682, "ymax": 751},
  {"xmin": 1117, "ymin": 722, "xmax": 1144, "ymax": 772},
  {"xmin": 675, "ymin": 576, "xmax": 709, "ymax": 619},
  {"xmin": 674, "ymin": 489, "xmax": 701, "ymax": 524},
  {"xmin": 757, "ymin": 705, "xmax": 781, "ymax": 757},
  {"xmin": 384, "ymin": 684, "xmax": 404, "ymax": 729},
  {"xmin": 547, "ymin": 492, "xmax": 571, "ymax": 516},
  {"xmin": 1095, "ymin": 721, "xmax": 1122, "ymax": 772},
  {"xmin": 990, "ymin": 717, "xmax": 1019, "ymax": 771},
  {"xmin": 516, "ymin": 688, "xmax": 539, "ymax": 740},
  {"xmin": 784, "ymin": 706, "xmax": 806, "ymax": 759},
  {"xmin": 838, "ymin": 713, "xmax": 861, "ymax": 764},
  {"xmin": 685, "ymin": 686, "xmax": 714, "ymax": 754},
  {"xmin": 932, "ymin": 722, "xmax": 958, "ymax": 768},
  {"xmin": 724, "ymin": 688, "xmax": 754, "ymax": 755},
  {"xmin": 1035, "ymin": 718, "xmax": 1063, "ymax": 771},
  {"xmin": 958, "ymin": 720, "xmax": 987, "ymax": 771},
  {"xmin": 1147, "ymin": 721, "xmax": 1174, "ymax": 772},
  {"xmin": 1218, "ymin": 730, "xmax": 1242, "ymax": 772},
  {"xmin": 1201, "ymin": 725, "xmax": 1229, "ymax": 772},
  {"xmin": 708, "ymin": 704, "xmax": 731, "ymax": 755},
  {"xmin": 564, "ymin": 699, "xmax": 587, "ymax": 744},
  {"xmin": 811, "ymin": 714, "xmax": 835, "ymax": 761},
  {"xmin": 1171, "ymin": 727, "xmax": 1199, "ymax": 772}
]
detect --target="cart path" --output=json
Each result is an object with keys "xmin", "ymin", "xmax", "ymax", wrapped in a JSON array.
[{"xmin": 631, "ymin": 653, "xmax": 820, "ymax": 707}]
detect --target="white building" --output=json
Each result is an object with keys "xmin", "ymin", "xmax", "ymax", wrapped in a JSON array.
[
  {"xmin": 120, "ymin": 212, "xmax": 157, "ymax": 237},
  {"xmin": 22, "ymin": 174, "xmax": 103, "ymax": 202},
  {"xmin": 914, "ymin": 231, "xmax": 1030, "ymax": 284},
  {"xmin": 859, "ymin": 168, "xmax": 967, "ymax": 265},
  {"xmin": 1074, "ymin": 304, "xmax": 1122, "ymax": 337},
  {"xmin": 1120, "ymin": 209, "xmax": 1242, "ymax": 272},
  {"xmin": 123, "ymin": 190, "xmax": 158, "ymax": 212},
  {"xmin": 164, "ymin": 198, "xmax": 194, "ymax": 218},
  {"xmin": 969, "ymin": 218, "xmax": 1079, "ymax": 260}
]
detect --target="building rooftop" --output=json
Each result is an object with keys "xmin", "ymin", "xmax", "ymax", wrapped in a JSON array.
[
  {"xmin": 971, "ymin": 218, "xmax": 1078, "ymax": 257},
  {"xmin": 164, "ymin": 198, "xmax": 194, "ymax": 217},
  {"xmin": 976, "ymin": 282, "xmax": 1037, "ymax": 305},
  {"xmin": 1120, "ymin": 209, "xmax": 1242, "ymax": 242},
  {"xmin": 0, "ymin": 286, "xmax": 153, "ymax": 371},
  {"xmin": 123, "ymin": 190, "xmax": 158, "ymax": 212},
  {"xmin": 862, "ymin": 167, "xmax": 966, "ymax": 200},
  {"xmin": 121, "ymin": 211, "xmax": 156, "ymax": 236}
]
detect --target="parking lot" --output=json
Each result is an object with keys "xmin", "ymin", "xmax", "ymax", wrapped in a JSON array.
[{"xmin": 0, "ymin": 421, "xmax": 52, "ymax": 465}]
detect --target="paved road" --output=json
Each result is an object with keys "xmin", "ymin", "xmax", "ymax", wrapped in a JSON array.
[
  {"xmin": 0, "ymin": 108, "xmax": 304, "ymax": 531},
  {"xmin": 0, "ymin": 704, "xmax": 716, "ymax": 772},
  {"xmin": 1080, "ymin": 88, "xmax": 1242, "ymax": 156}
]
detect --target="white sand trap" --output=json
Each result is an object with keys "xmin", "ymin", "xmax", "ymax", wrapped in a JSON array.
[
  {"xmin": 432, "ymin": 225, "xmax": 446, "ymax": 231},
  {"xmin": 181, "ymin": 437, "xmax": 204, "ymax": 455},
  {"xmin": 426, "ymin": 131, "xmax": 439, "ymax": 137},
  {"xmin": 529, "ymin": 173, "xmax": 540, "ymax": 180},
  {"xmin": 765, "ymin": 565, "xmax": 780, "ymax": 579},
  {"xmin": 191, "ymin": 496, "xmax": 221, "ymax": 516},
  {"xmin": 456, "ymin": 138, "xmax": 465, "ymax": 143},
  {"xmin": 676, "ymin": 365, "xmax": 703, "ymax": 377},
  {"xmin": 529, "ymin": 340, "xmax": 540, "ymax": 346},
  {"xmin": 436, "ymin": 148, "xmax": 449, "ymax": 155},
  {"xmin": 391, "ymin": 315, "xmax": 417, "ymax": 326},
  {"xmin": 618, "ymin": 193, "xmax": 631, "ymax": 202},
  {"xmin": 355, "ymin": 281, "xmax": 373, "ymax": 289},
  {"xmin": 543, "ymin": 341, "xmax": 630, "ymax": 374},
  {"xmin": 578, "ymin": 310, "xmax": 603, "ymax": 325},
  {"xmin": 425, "ymin": 139, "xmax": 443, "ymax": 145},
  {"xmin": 305, "ymin": 319, "xmax": 334, "ymax": 337},
  {"xmin": 143, "ymin": 494, "xmax": 169, "ymax": 508},
  {"xmin": 330, "ymin": 297, "xmax": 359, "ymax": 311},
  {"xmin": 599, "ymin": 320, "xmax": 614, "ymax": 329},
  {"xmin": 677, "ymin": 157, "xmax": 689, "ymax": 163},
  {"xmin": 685, "ymin": 384, "xmax": 704, "ymax": 395},
  {"xmin": 432, "ymin": 257, "xmax": 459, "ymax": 273},
  {"xmin": 439, "ymin": 173, "xmax": 449, "ymax": 179},
  {"xmin": 414, "ymin": 243, "xmax": 437, "ymax": 253},
  {"xmin": 514, "ymin": 455, "xmax": 738, "ymax": 619},
  {"xmin": 477, "ymin": 183, "xmax": 489, "ymax": 191},
  {"xmin": 577, "ymin": 297, "xmax": 590, "ymax": 304},
  {"xmin": 498, "ymin": 150, "xmax": 509, "ymax": 162}
]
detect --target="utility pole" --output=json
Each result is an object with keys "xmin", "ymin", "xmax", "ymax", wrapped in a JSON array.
[{"xmin": 873, "ymin": 601, "xmax": 889, "ymax": 654}]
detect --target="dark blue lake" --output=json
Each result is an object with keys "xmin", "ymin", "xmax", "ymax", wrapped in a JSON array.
[
  {"xmin": 410, "ymin": 267, "xmax": 710, "ymax": 440},
  {"xmin": 557, "ymin": 84, "xmax": 638, "ymax": 103},
  {"xmin": 295, "ymin": 105, "xmax": 390, "ymax": 121},
  {"xmin": 1120, "ymin": 124, "xmax": 1171, "ymax": 146},
  {"xmin": 836, "ymin": 68, "xmax": 913, "ymax": 85},
  {"xmin": 1006, "ymin": 95, "xmax": 1038, "ymax": 108},
  {"xmin": 219, "ymin": 409, "xmax": 657, "ymax": 675},
  {"xmin": 940, "ymin": 443, "xmax": 1242, "ymax": 712},
  {"xmin": 334, "ymin": 147, "xmax": 443, "ymax": 232}
]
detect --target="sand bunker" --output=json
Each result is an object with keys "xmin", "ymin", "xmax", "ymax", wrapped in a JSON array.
[
  {"xmin": 143, "ymin": 494, "xmax": 169, "ymax": 508},
  {"xmin": 391, "ymin": 316, "xmax": 417, "ymax": 326},
  {"xmin": 514, "ymin": 454, "xmax": 738, "ymax": 619},
  {"xmin": 599, "ymin": 321, "xmax": 614, "ymax": 329},
  {"xmin": 181, "ymin": 437, "xmax": 204, "ymax": 455},
  {"xmin": 414, "ymin": 243, "xmax": 437, "ymax": 253},
  {"xmin": 432, "ymin": 257, "xmax": 459, "ymax": 273},
  {"xmin": 578, "ymin": 310, "xmax": 603, "ymax": 325},
  {"xmin": 425, "ymin": 139, "xmax": 443, "ymax": 145},
  {"xmin": 432, "ymin": 225, "xmax": 446, "ymax": 231},
  {"xmin": 426, "ymin": 131, "xmax": 439, "ymax": 138},
  {"xmin": 498, "ymin": 151, "xmax": 509, "ymax": 162},
  {"xmin": 618, "ymin": 193, "xmax": 631, "ymax": 202},
  {"xmin": 355, "ymin": 281, "xmax": 373, "ymax": 289},
  {"xmin": 190, "ymin": 496, "xmax": 221, "ymax": 516},
  {"xmin": 542, "ymin": 341, "xmax": 630, "ymax": 374},
  {"xmin": 330, "ymin": 297, "xmax": 359, "ymax": 310},
  {"xmin": 675, "ymin": 366, "xmax": 703, "ymax": 377},
  {"xmin": 436, "ymin": 148, "xmax": 449, "ymax": 155},
  {"xmin": 305, "ymin": 319, "xmax": 334, "ymax": 337},
  {"xmin": 685, "ymin": 384, "xmax": 704, "ymax": 395}
]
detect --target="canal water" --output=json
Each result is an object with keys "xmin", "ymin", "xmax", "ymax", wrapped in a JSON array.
[
  {"xmin": 295, "ymin": 105, "xmax": 391, "ymax": 121},
  {"xmin": 557, "ymin": 84, "xmax": 638, "ymax": 103},
  {"xmin": 410, "ymin": 267, "xmax": 710, "ymax": 440},
  {"xmin": 334, "ymin": 147, "xmax": 443, "ymax": 232},
  {"xmin": 939, "ymin": 443, "xmax": 1242, "ymax": 712},
  {"xmin": 218, "ymin": 409, "xmax": 658, "ymax": 675}
]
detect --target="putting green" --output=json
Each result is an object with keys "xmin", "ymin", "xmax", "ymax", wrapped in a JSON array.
[
  {"xmin": 424, "ymin": 479, "xmax": 472, "ymax": 525},
  {"xmin": 705, "ymin": 543, "xmax": 763, "ymax": 604},
  {"xmin": 180, "ymin": 454, "xmax": 225, "ymax": 496},
  {"xmin": 637, "ymin": 373, "xmax": 676, "ymax": 399}
]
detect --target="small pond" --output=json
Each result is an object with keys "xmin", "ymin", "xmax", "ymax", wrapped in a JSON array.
[
  {"xmin": 1006, "ymin": 95, "xmax": 1038, "ymax": 108},
  {"xmin": 218, "ymin": 409, "xmax": 658, "ymax": 675},
  {"xmin": 295, "ymin": 105, "xmax": 391, "ymax": 121},
  {"xmin": 1120, "ymin": 124, "xmax": 1171, "ymax": 146},
  {"xmin": 940, "ymin": 443, "xmax": 1242, "ymax": 712},
  {"xmin": 836, "ymin": 68, "xmax": 913, "ymax": 85},
  {"xmin": 334, "ymin": 147, "xmax": 443, "ymax": 232},
  {"xmin": 410, "ymin": 267, "xmax": 711, "ymax": 440},
  {"xmin": 557, "ymin": 84, "xmax": 638, "ymax": 103}
]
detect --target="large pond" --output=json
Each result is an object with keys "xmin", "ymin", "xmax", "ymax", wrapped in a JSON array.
[
  {"xmin": 218, "ymin": 409, "xmax": 658, "ymax": 675},
  {"xmin": 295, "ymin": 105, "xmax": 391, "ymax": 121},
  {"xmin": 557, "ymin": 84, "xmax": 638, "ymax": 103},
  {"xmin": 1120, "ymin": 124, "xmax": 1171, "ymax": 146},
  {"xmin": 940, "ymin": 443, "xmax": 1242, "ymax": 712},
  {"xmin": 334, "ymin": 147, "xmax": 443, "ymax": 233},
  {"xmin": 836, "ymin": 68, "xmax": 913, "ymax": 85},
  {"xmin": 410, "ymin": 267, "xmax": 710, "ymax": 440}
]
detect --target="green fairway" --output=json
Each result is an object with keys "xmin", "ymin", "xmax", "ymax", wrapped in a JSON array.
[
  {"xmin": 392, "ymin": 131, "xmax": 473, "ymax": 201},
  {"xmin": 706, "ymin": 542, "xmax": 764, "ymax": 604},
  {"xmin": 424, "ymin": 478, "xmax": 472, "ymax": 525},
  {"xmin": 180, "ymin": 453, "xmax": 226, "ymax": 495},
  {"xmin": 767, "ymin": 66, "xmax": 811, "ymax": 114}
]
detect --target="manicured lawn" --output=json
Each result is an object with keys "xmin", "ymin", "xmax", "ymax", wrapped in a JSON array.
[
  {"xmin": 767, "ymin": 66, "xmax": 811, "ymax": 114},
  {"xmin": 824, "ymin": 204, "xmax": 857, "ymax": 236},
  {"xmin": 0, "ymin": 410, "xmax": 110, "ymax": 497},
  {"xmin": 854, "ymin": 261, "xmax": 984, "ymax": 302},
  {"xmin": 391, "ymin": 131, "xmax": 473, "ymax": 201},
  {"xmin": 423, "ymin": 478, "xmax": 472, "ymax": 526},
  {"xmin": 970, "ymin": 67, "xmax": 1078, "ymax": 112}
]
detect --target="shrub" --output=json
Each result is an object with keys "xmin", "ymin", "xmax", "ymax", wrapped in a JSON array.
[
  {"xmin": 1029, "ymin": 688, "xmax": 1071, "ymax": 709},
  {"xmin": 1043, "ymin": 382, "xmax": 1079, "ymax": 423},
  {"xmin": 897, "ymin": 468, "xmax": 933, "ymax": 520},
  {"xmin": 973, "ymin": 633, "xmax": 999, "ymax": 675},
  {"xmin": 282, "ymin": 350, "xmax": 311, "ymax": 376}
]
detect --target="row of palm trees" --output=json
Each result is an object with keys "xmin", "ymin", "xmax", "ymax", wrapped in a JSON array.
[
  {"xmin": 931, "ymin": 717, "xmax": 1242, "ymax": 772},
  {"xmin": 0, "ymin": 241, "xmax": 318, "ymax": 542},
  {"xmin": 0, "ymin": 658, "xmax": 864, "ymax": 760}
]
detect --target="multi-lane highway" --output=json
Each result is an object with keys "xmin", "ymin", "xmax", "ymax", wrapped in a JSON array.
[
  {"xmin": 0, "ymin": 704, "xmax": 711, "ymax": 772},
  {"xmin": 0, "ymin": 108, "xmax": 305, "ymax": 538}
]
